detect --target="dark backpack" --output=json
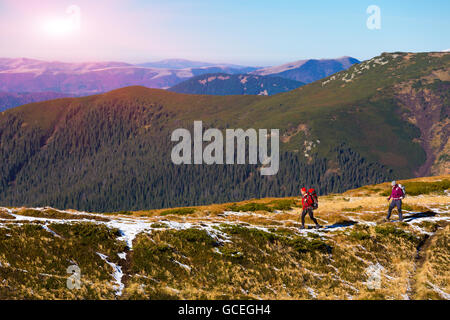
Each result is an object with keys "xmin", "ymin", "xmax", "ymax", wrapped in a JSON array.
[{"xmin": 308, "ymin": 188, "xmax": 318, "ymax": 209}]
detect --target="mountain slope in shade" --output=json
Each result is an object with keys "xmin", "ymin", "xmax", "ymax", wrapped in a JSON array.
[
  {"xmin": 0, "ymin": 91, "xmax": 72, "ymax": 112},
  {"xmin": 0, "ymin": 52, "xmax": 448, "ymax": 212},
  {"xmin": 168, "ymin": 73, "xmax": 305, "ymax": 95},
  {"xmin": 0, "ymin": 58, "xmax": 256, "ymax": 94},
  {"xmin": 251, "ymin": 56, "xmax": 360, "ymax": 83}
]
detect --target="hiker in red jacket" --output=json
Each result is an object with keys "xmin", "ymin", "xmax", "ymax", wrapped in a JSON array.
[
  {"xmin": 386, "ymin": 180, "xmax": 404, "ymax": 221},
  {"xmin": 300, "ymin": 187, "xmax": 321, "ymax": 229}
]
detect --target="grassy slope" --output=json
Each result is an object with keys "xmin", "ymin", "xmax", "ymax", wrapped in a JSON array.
[{"xmin": 0, "ymin": 175, "xmax": 448, "ymax": 299}]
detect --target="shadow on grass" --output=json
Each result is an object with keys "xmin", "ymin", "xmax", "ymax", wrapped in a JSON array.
[
  {"xmin": 324, "ymin": 220, "xmax": 358, "ymax": 230},
  {"xmin": 403, "ymin": 211, "xmax": 436, "ymax": 222}
]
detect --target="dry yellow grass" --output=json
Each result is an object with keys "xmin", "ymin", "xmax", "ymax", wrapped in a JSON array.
[{"xmin": 1, "ymin": 175, "xmax": 448, "ymax": 300}]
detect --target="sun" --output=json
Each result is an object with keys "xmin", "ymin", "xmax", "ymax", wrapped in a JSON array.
[
  {"xmin": 42, "ymin": 18, "xmax": 74, "ymax": 37},
  {"xmin": 41, "ymin": 5, "xmax": 81, "ymax": 37}
]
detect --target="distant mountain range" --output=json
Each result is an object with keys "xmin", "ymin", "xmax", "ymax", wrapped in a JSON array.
[
  {"xmin": 136, "ymin": 58, "xmax": 255, "ymax": 71},
  {"xmin": 0, "ymin": 57, "xmax": 358, "ymax": 100},
  {"xmin": 168, "ymin": 73, "xmax": 305, "ymax": 96},
  {"xmin": 0, "ymin": 58, "xmax": 256, "ymax": 96}
]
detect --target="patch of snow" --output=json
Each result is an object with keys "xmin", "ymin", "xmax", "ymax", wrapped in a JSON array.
[
  {"xmin": 427, "ymin": 282, "xmax": 450, "ymax": 300},
  {"xmin": 42, "ymin": 224, "xmax": 61, "ymax": 238},
  {"xmin": 97, "ymin": 252, "xmax": 124, "ymax": 296},
  {"xmin": 172, "ymin": 259, "xmax": 191, "ymax": 272},
  {"xmin": 106, "ymin": 218, "xmax": 151, "ymax": 249},
  {"xmin": 364, "ymin": 263, "xmax": 385, "ymax": 290},
  {"xmin": 306, "ymin": 287, "xmax": 317, "ymax": 299}
]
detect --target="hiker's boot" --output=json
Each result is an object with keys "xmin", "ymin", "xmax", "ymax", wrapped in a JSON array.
[
  {"xmin": 299, "ymin": 225, "xmax": 305, "ymax": 230},
  {"xmin": 315, "ymin": 224, "xmax": 321, "ymax": 229}
]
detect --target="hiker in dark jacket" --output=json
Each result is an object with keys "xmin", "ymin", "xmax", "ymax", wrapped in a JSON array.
[
  {"xmin": 386, "ymin": 180, "xmax": 404, "ymax": 221},
  {"xmin": 300, "ymin": 187, "xmax": 321, "ymax": 229}
]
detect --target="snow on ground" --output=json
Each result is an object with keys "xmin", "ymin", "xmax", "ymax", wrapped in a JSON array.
[
  {"xmin": 42, "ymin": 224, "xmax": 62, "ymax": 238},
  {"xmin": 97, "ymin": 252, "xmax": 124, "ymax": 296},
  {"xmin": 1, "ymin": 201, "xmax": 449, "ymax": 249},
  {"xmin": 172, "ymin": 259, "xmax": 192, "ymax": 272},
  {"xmin": 306, "ymin": 287, "xmax": 317, "ymax": 299},
  {"xmin": 2, "ymin": 202, "xmax": 449, "ymax": 245},
  {"xmin": 106, "ymin": 217, "xmax": 152, "ymax": 249},
  {"xmin": 426, "ymin": 282, "xmax": 450, "ymax": 300}
]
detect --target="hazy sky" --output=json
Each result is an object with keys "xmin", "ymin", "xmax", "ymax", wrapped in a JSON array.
[{"xmin": 1, "ymin": 0, "xmax": 449, "ymax": 66}]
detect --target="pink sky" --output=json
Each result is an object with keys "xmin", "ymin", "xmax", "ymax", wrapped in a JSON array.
[
  {"xmin": 0, "ymin": 0, "xmax": 185, "ymax": 63},
  {"xmin": 1, "ymin": 0, "xmax": 448, "ymax": 65}
]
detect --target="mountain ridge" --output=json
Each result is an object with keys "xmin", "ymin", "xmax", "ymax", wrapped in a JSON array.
[
  {"xmin": 168, "ymin": 73, "xmax": 305, "ymax": 96},
  {"xmin": 0, "ymin": 52, "xmax": 448, "ymax": 212},
  {"xmin": 0, "ymin": 56, "xmax": 358, "ymax": 98},
  {"xmin": 251, "ymin": 56, "xmax": 360, "ymax": 83}
]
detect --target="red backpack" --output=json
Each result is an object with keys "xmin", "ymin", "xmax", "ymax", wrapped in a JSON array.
[{"xmin": 308, "ymin": 188, "xmax": 319, "ymax": 209}]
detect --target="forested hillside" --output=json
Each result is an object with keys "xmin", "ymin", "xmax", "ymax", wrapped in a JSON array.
[
  {"xmin": 168, "ymin": 73, "xmax": 304, "ymax": 96},
  {"xmin": 0, "ymin": 52, "xmax": 448, "ymax": 212}
]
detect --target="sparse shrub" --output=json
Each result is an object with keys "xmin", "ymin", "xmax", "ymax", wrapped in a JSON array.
[
  {"xmin": 418, "ymin": 221, "xmax": 439, "ymax": 233},
  {"xmin": 349, "ymin": 230, "xmax": 371, "ymax": 241},
  {"xmin": 0, "ymin": 210, "xmax": 15, "ymax": 219},
  {"xmin": 269, "ymin": 199, "xmax": 297, "ymax": 211},
  {"xmin": 101, "ymin": 210, "xmax": 133, "ymax": 215},
  {"xmin": 227, "ymin": 203, "xmax": 273, "ymax": 212},
  {"xmin": 155, "ymin": 243, "xmax": 171, "ymax": 252},
  {"xmin": 50, "ymin": 222, "xmax": 126, "ymax": 253},
  {"xmin": 381, "ymin": 179, "xmax": 450, "ymax": 196},
  {"xmin": 307, "ymin": 232, "xmax": 321, "ymax": 239},
  {"xmin": 342, "ymin": 206, "xmax": 363, "ymax": 212},
  {"xmin": 16, "ymin": 208, "xmax": 109, "ymax": 221},
  {"xmin": 401, "ymin": 203, "xmax": 428, "ymax": 212},
  {"xmin": 160, "ymin": 208, "xmax": 196, "ymax": 216},
  {"xmin": 375, "ymin": 225, "xmax": 418, "ymax": 243},
  {"xmin": 221, "ymin": 224, "xmax": 279, "ymax": 243},
  {"xmin": 151, "ymin": 222, "xmax": 168, "ymax": 228},
  {"xmin": 176, "ymin": 228, "xmax": 215, "ymax": 245},
  {"xmin": 288, "ymin": 237, "xmax": 330, "ymax": 253},
  {"xmin": 218, "ymin": 247, "xmax": 244, "ymax": 260},
  {"xmin": 268, "ymin": 227, "xmax": 295, "ymax": 236}
]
